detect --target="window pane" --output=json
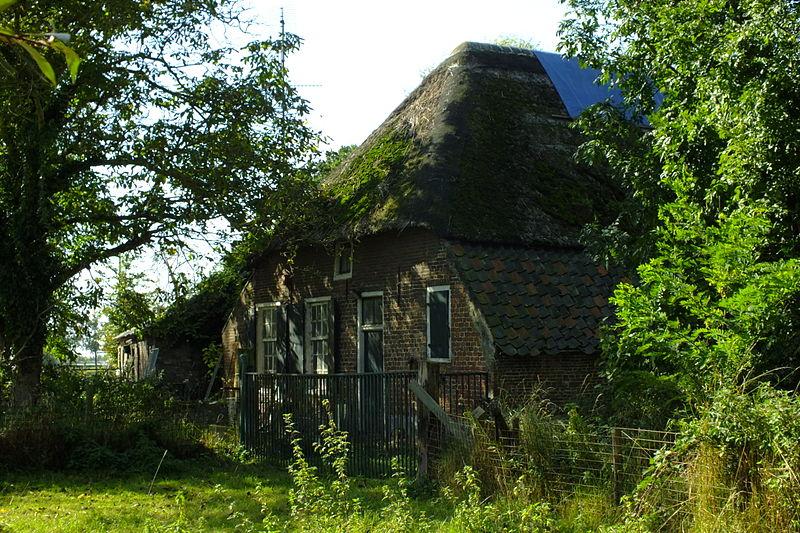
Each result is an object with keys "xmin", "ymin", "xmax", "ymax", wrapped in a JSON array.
[
  {"xmin": 313, "ymin": 338, "xmax": 328, "ymax": 373},
  {"xmin": 364, "ymin": 330, "xmax": 383, "ymax": 373},
  {"xmin": 260, "ymin": 306, "xmax": 279, "ymax": 374},
  {"xmin": 362, "ymin": 296, "xmax": 382, "ymax": 326},
  {"xmin": 310, "ymin": 302, "xmax": 329, "ymax": 338},
  {"xmin": 263, "ymin": 308, "xmax": 277, "ymax": 340},
  {"xmin": 429, "ymin": 289, "xmax": 450, "ymax": 360},
  {"xmin": 338, "ymin": 252, "xmax": 351, "ymax": 274},
  {"xmin": 308, "ymin": 300, "xmax": 331, "ymax": 374}
]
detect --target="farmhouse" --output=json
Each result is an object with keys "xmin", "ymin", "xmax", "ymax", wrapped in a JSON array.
[{"xmin": 222, "ymin": 42, "xmax": 622, "ymax": 406}]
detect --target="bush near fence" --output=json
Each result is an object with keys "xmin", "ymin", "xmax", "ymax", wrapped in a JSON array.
[
  {"xmin": 0, "ymin": 366, "xmax": 228, "ymax": 471},
  {"xmin": 434, "ymin": 398, "xmax": 800, "ymax": 531}
]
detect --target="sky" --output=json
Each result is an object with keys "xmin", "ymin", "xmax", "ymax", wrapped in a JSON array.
[{"xmin": 247, "ymin": 0, "xmax": 569, "ymax": 150}]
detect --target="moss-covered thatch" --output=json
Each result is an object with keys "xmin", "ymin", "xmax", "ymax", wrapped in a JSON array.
[{"xmin": 322, "ymin": 42, "xmax": 621, "ymax": 247}]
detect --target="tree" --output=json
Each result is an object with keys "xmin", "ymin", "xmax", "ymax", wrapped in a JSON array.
[
  {"xmin": 0, "ymin": 0, "xmax": 317, "ymax": 405},
  {"xmin": 560, "ymin": 0, "xmax": 800, "ymax": 421},
  {"xmin": 0, "ymin": 0, "xmax": 81, "ymax": 86}
]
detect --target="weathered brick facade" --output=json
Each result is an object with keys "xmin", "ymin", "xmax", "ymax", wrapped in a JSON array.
[
  {"xmin": 493, "ymin": 353, "xmax": 601, "ymax": 408},
  {"xmin": 223, "ymin": 229, "xmax": 488, "ymax": 381},
  {"xmin": 218, "ymin": 43, "xmax": 629, "ymax": 407},
  {"xmin": 221, "ymin": 228, "xmax": 610, "ymax": 408}
]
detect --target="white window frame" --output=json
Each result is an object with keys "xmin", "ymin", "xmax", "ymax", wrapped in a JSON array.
[
  {"xmin": 357, "ymin": 291, "xmax": 384, "ymax": 373},
  {"xmin": 304, "ymin": 296, "xmax": 332, "ymax": 374},
  {"xmin": 255, "ymin": 302, "xmax": 281, "ymax": 374},
  {"xmin": 333, "ymin": 243, "xmax": 353, "ymax": 281},
  {"xmin": 426, "ymin": 285, "xmax": 452, "ymax": 362}
]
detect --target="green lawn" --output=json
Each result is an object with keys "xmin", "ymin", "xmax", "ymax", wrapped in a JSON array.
[
  {"xmin": 0, "ymin": 459, "xmax": 448, "ymax": 532},
  {"xmin": 0, "ymin": 461, "xmax": 271, "ymax": 531}
]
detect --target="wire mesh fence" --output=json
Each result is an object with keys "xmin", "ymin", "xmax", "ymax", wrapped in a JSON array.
[
  {"xmin": 240, "ymin": 369, "xmax": 791, "ymax": 526},
  {"xmin": 427, "ymin": 408, "xmax": 682, "ymax": 510}
]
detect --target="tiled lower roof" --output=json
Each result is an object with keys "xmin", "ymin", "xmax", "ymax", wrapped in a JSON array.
[{"xmin": 447, "ymin": 241, "xmax": 619, "ymax": 356}]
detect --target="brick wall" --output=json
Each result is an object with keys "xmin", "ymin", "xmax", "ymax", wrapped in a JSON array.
[
  {"xmin": 221, "ymin": 281, "xmax": 254, "ymax": 389},
  {"xmin": 244, "ymin": 228, "xmax": 487, "ymax": 375},
  {"xmin": 222, "ymin": 229, "xmax": 604, "ymax": 407},
  {"xmin": 492, "ymin": 353, "xmax": 601, "ymax": 408}
]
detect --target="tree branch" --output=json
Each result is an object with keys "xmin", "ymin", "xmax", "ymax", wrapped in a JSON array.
[{"xmin": 57, "ymin": 229, "xmax": 159, "ymax": 285}]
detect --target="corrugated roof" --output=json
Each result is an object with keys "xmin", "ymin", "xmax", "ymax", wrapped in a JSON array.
[{"xmin": 447, "ymin": 241, "xmax": 619, "ymax": 356}]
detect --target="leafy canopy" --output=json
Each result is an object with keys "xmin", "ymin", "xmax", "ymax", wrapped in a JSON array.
[
  {"xmin": 560, "ymin": 0, "xmax": 800, "ymax": 422},
  {"xmin": 0, "ymin": 0, "xmax": 317, "ymax": 403}
]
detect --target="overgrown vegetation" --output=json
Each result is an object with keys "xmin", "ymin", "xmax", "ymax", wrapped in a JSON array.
[
  {"xmin": 325, "ymin": 130, "xmax": 416, "ymax": 228},
  {"xmin": 266, "ymin": 400, "xmax": 560, "ymax": 532},
  {"xmin": 0, "ymin": 367, "xmax": 211, "ymax": 472}
]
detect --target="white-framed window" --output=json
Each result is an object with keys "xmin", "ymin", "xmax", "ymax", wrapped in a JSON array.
[
  {"xmin": 333, "ymin": 243, "xmax": 353, "ymax": 280},
  {"xmin": 256, "ymin": 302, "xmax": 280, "ymax": 373},
  {"xmin": 358, "ymin": 291, "xmax": 384, "ymax": 373},
  {"xmin": 426, "ymin": 285, "xmax": 451, "ymax": 362},
  {"xmin": 305, "ymin": 297, "xmax": 333, "ymax": 374}
]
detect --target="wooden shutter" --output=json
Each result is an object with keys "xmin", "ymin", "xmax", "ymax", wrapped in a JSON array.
[
  {"xmin": 326, "ymin": 300, "xmax": 336, "ymax": 373},
  {"xmin": 287, "ymin": 303, "xmax": 305, "ymax": 374},
  {"xmin": 275, "ymin": 305, "xmax": 289, "ymax": 373}
]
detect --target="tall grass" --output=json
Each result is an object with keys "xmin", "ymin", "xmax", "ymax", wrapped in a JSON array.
[
  {"xmin": 433, "ymin": 391, "xmax": 800, "ymax": 532},
  {"xmin": 629, "ymin": 442, "xmax": 800, "ymax": 532}
]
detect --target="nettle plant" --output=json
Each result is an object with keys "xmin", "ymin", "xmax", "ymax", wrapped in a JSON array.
[{"xmin": 283, "ymin": 400, "xmax": 360, "ymax": 527}]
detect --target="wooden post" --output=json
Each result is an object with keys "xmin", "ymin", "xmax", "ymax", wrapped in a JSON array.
[
  {"xmin": 204, "ymin": 350, "xmax": 224, "ymax": 401},
  {"xmin": 416, "ymin": 358, "xmax": 439, "ymax": 482},
  {"xmin": 612, "ymin": 427, "xmax": 622, "ymax": 504}
]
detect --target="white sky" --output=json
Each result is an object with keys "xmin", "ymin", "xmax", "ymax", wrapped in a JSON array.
[{"xmin": 247, "ymin": 0, "xmax": 568, "ymax": 150}]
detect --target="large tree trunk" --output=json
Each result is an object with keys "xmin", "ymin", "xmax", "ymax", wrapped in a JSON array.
[{"xmin": 10, "ymin": 328, "xmax": 45, "ymax": 408}]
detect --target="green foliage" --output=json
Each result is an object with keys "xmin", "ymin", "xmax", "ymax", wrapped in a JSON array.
[
  {"xmin": 283, "ymin": 400, "xmax": 361, "ymax": 530},
  {"xmin": 316, "ymin": 144, "xmax": 358, "ymax": 178},
  {"xmin": 0, "ymin": 366, "xmax": 206, "ymax": 471},
  {"xmin": 0, "ymin": 0, "xmax": 318, "ymax": 405},
  {"xmin": 103, "ymin": 255, "xmax": 159, "ymax": 338},
  {"xmin": 606, "ymin": 371, "xmax": 682, "ymax": 429},
  {"xmin": 379, "ymin": 457, "xmax": 424, "ymax": 531},
  {"xmin": 146, "ymin": 252, "xmax": 245, "ymax": 350},
  {"xmin": 493, "ymin": 36, "xmax": 540, "ymax": 49},
  {"xmin": 560, "ymin": 0, "xmax": 800, "ymax": 423},
  {"xmin": 624, "ymin": 387, "xmax": 800, "ymax": 531},
  {"xmin": 0, "ymin": 0, "xmax": 81, "ymax": 86},
  {"xmin": 327, "ymin": 131, "xmax": 414, "ymax": 225},
  {"xmin": 443, "ymin": 465, "xmax": 555, "ymax": 532},
  {"xmin": 284, "ymin": 413, "xmax": 329, "ymax": 522}
]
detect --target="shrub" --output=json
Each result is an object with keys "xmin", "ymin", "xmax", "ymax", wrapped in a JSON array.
[{"xmin": 0, "ymin": 366, "xmax": 204, "ymax": 471}]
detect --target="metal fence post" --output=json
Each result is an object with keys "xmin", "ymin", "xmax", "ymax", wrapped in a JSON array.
[{"xmin": 612, "ymin": 427, "xmax": 622, "ymax": 504}]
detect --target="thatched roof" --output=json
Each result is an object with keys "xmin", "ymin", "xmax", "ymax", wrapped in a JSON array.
[{"xmin": 323, "ymin": 42, "xmax": 621, "ymax": 247}]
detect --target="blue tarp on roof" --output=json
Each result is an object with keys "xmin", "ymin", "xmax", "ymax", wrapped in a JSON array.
[{"xmin": 533, "ymin": 50, "xmax": 624, "ymax": 118}]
